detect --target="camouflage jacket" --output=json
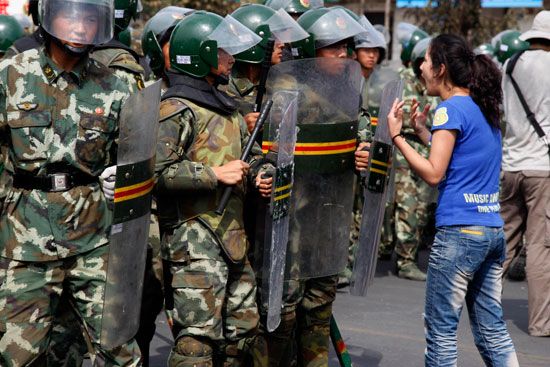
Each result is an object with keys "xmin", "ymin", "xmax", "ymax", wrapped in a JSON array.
[
  {"xmin": 90, "ymin": 40, "xmax": 146, "ymax": 93},
  {"xmin": 155, "ymin": 73, "xmax": 264, "ymax": 264},
  {"xmin": 0, "ymin": 47, "xmax": 130, "ymax": 262},
  {"xmin": 225, "ymin": 75, "xmax": 257, "ymax": 116}
]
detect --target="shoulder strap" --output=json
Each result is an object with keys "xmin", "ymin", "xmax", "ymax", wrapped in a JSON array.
[
  {"xmin": 159, "ymin": 97, "xmax": 197, "ymax": 154},
  {"xmin": 159, "ymin": 97, "xmax": 194, "ymax": 122},
  {"xmin": 505, "ymin": 50, "xmax": 546, "ymax": 140}
]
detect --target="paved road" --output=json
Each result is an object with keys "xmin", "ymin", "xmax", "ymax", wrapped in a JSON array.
[{"xmin": 142, "ymin": 251, "xmax": 549, "ymax": 366}]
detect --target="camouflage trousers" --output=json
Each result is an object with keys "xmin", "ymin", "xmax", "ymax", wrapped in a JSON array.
[
  {"xmin": 251, "ymin": 275, "xmax": 338, "ymax": 367},
  {"xmin": 163, "ymin": 221, "xmax": 259, "ymax": 366},
  {"xmin": 0, "ymin": 245, "xmax": 141, "ymax": 366},
  {"xmin": 379, "ymin": 163, "xmax": 432, "ymax": 267},
  {"xmin": 45, "ymin": 210, "xmax": 164, "ymax": 367}
]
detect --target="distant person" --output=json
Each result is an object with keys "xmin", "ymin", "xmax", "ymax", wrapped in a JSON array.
[
  {"xmin": 388, "ymin": 34, "xmax": 519, "ymax": 366},
  {"xmin": 500, "ymin": 10, "xmax": 550, "ymax": 337}
]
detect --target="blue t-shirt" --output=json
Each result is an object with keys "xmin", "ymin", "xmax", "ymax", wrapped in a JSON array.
[{"xmin": 431, "ymin": 96, "xmax": 503, "ymax": 227}]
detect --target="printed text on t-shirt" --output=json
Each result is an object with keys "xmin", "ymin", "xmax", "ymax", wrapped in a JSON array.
[{"xmin": 463, "ymin": 192, "xmax": 500, "ymax": 213}]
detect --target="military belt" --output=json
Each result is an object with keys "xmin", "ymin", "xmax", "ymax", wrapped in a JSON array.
[{"xmin": 13, "ymin": 171, "xmax": 97, "ymax": 192}]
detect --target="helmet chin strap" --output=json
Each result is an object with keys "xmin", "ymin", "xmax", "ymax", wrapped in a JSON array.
[{"xmin": 52, "ymin": 36, "xmax": 91, "ymax": 57}]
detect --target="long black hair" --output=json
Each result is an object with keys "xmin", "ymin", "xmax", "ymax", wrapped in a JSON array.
[{"xmin": 428, "ymin": 34, "xmax": 502, "ymax": 129}]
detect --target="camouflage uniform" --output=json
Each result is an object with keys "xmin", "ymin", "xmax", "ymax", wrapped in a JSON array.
[
  {"xmin": 155, "ymin": 72, "xmax": 263, "ymax": 366},
  {"xmin": 45, "ymin": 40, "xmax": 162, "ymax": 367},
  {"xmin": 379, "ymin": 66, "xmax": 437, "ymax": 276},
  {"xmin": 225, "ymin": 75, "xmax": 257, "ymax": 116},
  {"xmin": 251, "ymin": 70, "xmax": 361, "ymax": 367},
  {"xmin": 0, "ymin": 47, "xmax": 141, "ymax": 366}
]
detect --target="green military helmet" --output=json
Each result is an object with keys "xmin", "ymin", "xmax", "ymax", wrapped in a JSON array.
[
  {"xmin": 0, "ymin": 15, "xmax": 24, "ymax": 54},
  {"xmin": 411, "ymin": 36, "xmax": 431, "ymax": 79},
  {"xmin": 474, "ymin": 42, "xmax": 495, "ymax": 56},
  {"xmin": 169, "ymin": 11, "xmax": 261, "ymax": 78},
  {"xmin": 265, "ymin": 0, "xmax": 324, "ymax": 16},
  {"xmin": 410, "ymin": 36, "xmax": 431, "ymax": 62},
  {"xmin": 293, "ymin": 7, "xmax": 364, "ymax": 59},
  {"xmin": 231, "ymin": 4, "xmax": 308, "ymax": 63},
  {"xmin": 397, "ymin": 22, "xmax": 429, "ymax": 64},
  {"xmin": 40, "ymin": 0, "xmax": 115, "ymax": 46},
  {"xmin": 329, "ymin": 5, "xmax": 359, "ymax": 56},
  {"xmin": 330, "ymin": 5, "xmax": 359, "ymax": 22},
  {"xmin": 492, "ymin": 30, "xmax": 529, "ymax": 63},
  {"xmin": 355, "ymin": 16, "xmax": 387, "ymax": 58},
  {"xmin": 116, "ymin": 27, "xmax": 131, "ymax": 47},
  {"xmin": 114, "ymin": 0, "xmax": 139, "ymax": 34},
  {"xmin": 141, "ymin": 6, "xmax": 193, "ymax": 76}
]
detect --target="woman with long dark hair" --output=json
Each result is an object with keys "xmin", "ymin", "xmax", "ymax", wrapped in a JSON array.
[{"xmin": 387, "ymin": 34, "xmax": 519, "ymax": 366}]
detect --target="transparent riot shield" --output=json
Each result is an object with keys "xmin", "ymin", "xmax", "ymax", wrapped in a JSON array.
[
  {"xmin": 350, "ymin": 79, "xmax": 404, "ymax": 297},
  {"xmin": 100, "ymin": 81, "xmax": 162, "ymax": 349},
  {"xmin": 366, "ymin": 66, "xmax": 400, "ymax": 204},
  {"xmin": 264, "ymin": 58, "xmax": 363, "ymax": 280},
  {"xmin": 259, "ymin": 91, "xmax": 299, "ymax": 332}
]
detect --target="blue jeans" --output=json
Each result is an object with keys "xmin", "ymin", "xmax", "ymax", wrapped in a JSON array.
[{"xmin": 424, "ymin": 226, "xmax": 519, "ymax": 367}]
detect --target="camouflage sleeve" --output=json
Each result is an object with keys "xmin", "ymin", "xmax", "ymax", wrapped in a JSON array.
[
  {"xmin": 155, "ymin": 109, "xmax": 218, "ymax": 193},
  {"xmin": 357, "ymin": 109, "xmax": 373, "ymax": 143}
]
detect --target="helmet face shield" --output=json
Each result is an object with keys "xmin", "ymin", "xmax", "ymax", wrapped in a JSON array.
[
  {"xmin": 307, "ymin": 8, "xmax": 364, "ymax": 49},
  {"xmin": 266, "ymin": 0, "xmax": 324, "ymax": 13},
  {"xmin": 396, "ymin": 22, "xmax": 418, "ymax": 45},
  {"xmin": 41, "ymin": 0, "xmax": 114, "ymax": 45},
  {"xmin": 266, "ymin": 9, "xmax": 308, "ymax": 43},
  {"xmin": 354, "ymin": 15, "xmax": 386, "ymax": 49},
  {"xmin": 208, "ymin": 15, "xmax": 262, "ymax": 55},
  {"xmin": 411, "ymin": 36, "xmax": 431, "ymax": 62}
]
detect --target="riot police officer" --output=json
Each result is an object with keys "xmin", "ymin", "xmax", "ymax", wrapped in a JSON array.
[
  {"xmin": 154, "ymin": 11, "xmax": 272, "ymax": 366},
  {"xmin": 0, "ymin": 0, "xmax": 141, "ymax": 365},
  {"xmin": 254, "ymin": 7, "xmax": 365, "ymax": 366},
  {"xmin": 141, "ymin": 6, "xmax": 193, "ymax": 83}
]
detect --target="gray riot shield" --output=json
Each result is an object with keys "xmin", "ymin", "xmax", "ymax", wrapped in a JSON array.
[
  {"xmin": 100, "ymin": 81, "xmax": 162, "ymax": 349},
  {"xmin": 259, "ymin": 91, "xmax": 299, "ymax": 332},
  {"xmin": 263, "ymin": 58, "xmax": 363, "ymax": 280},
  {"xmin": 350, "ymin": 79, "xmax": 404, "ymax": 297}
]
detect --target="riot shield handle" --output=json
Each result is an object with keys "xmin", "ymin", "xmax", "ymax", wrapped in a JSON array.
[{"xmin": 215, "ymin": 100, "xmax": 274, "ymax": 215}]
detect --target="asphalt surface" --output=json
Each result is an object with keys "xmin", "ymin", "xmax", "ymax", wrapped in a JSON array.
[
  {"xmin": 146, "ymin": 250, "xmax": 549, "ymax": 367},
  {"xmin": 84, "ymin": 249, "xmax": 549, "ymax": 366}
]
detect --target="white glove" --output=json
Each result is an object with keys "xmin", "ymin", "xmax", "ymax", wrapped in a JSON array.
[{"xmin": 99, "ymin": 165, "xmax": 117, "ymax": 200}]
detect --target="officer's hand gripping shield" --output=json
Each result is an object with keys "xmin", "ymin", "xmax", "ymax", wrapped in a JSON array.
[
  {"xmin": 262, "ymin": 58, "xmax": 363, "ymax": 281},
  {"xmin": 350, "ymin": 78, "xmax": 404, "ymax": 297},
  {"xmin": 259, "ymin": 91, "xmax": 299, "ymax": 332},
  {"xmin": 100, "ymin": 81, "xmax": 162, "ymax": 349}
]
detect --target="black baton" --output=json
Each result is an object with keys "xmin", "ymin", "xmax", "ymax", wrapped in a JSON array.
[{"xmin": 215, "ymin": 100, "xmax": 274, "ymax": 215}]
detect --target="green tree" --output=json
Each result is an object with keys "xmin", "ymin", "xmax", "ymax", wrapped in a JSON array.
[{"xmin": 405, "ymin": 0, "xmax": 524, "ymax": 46}]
